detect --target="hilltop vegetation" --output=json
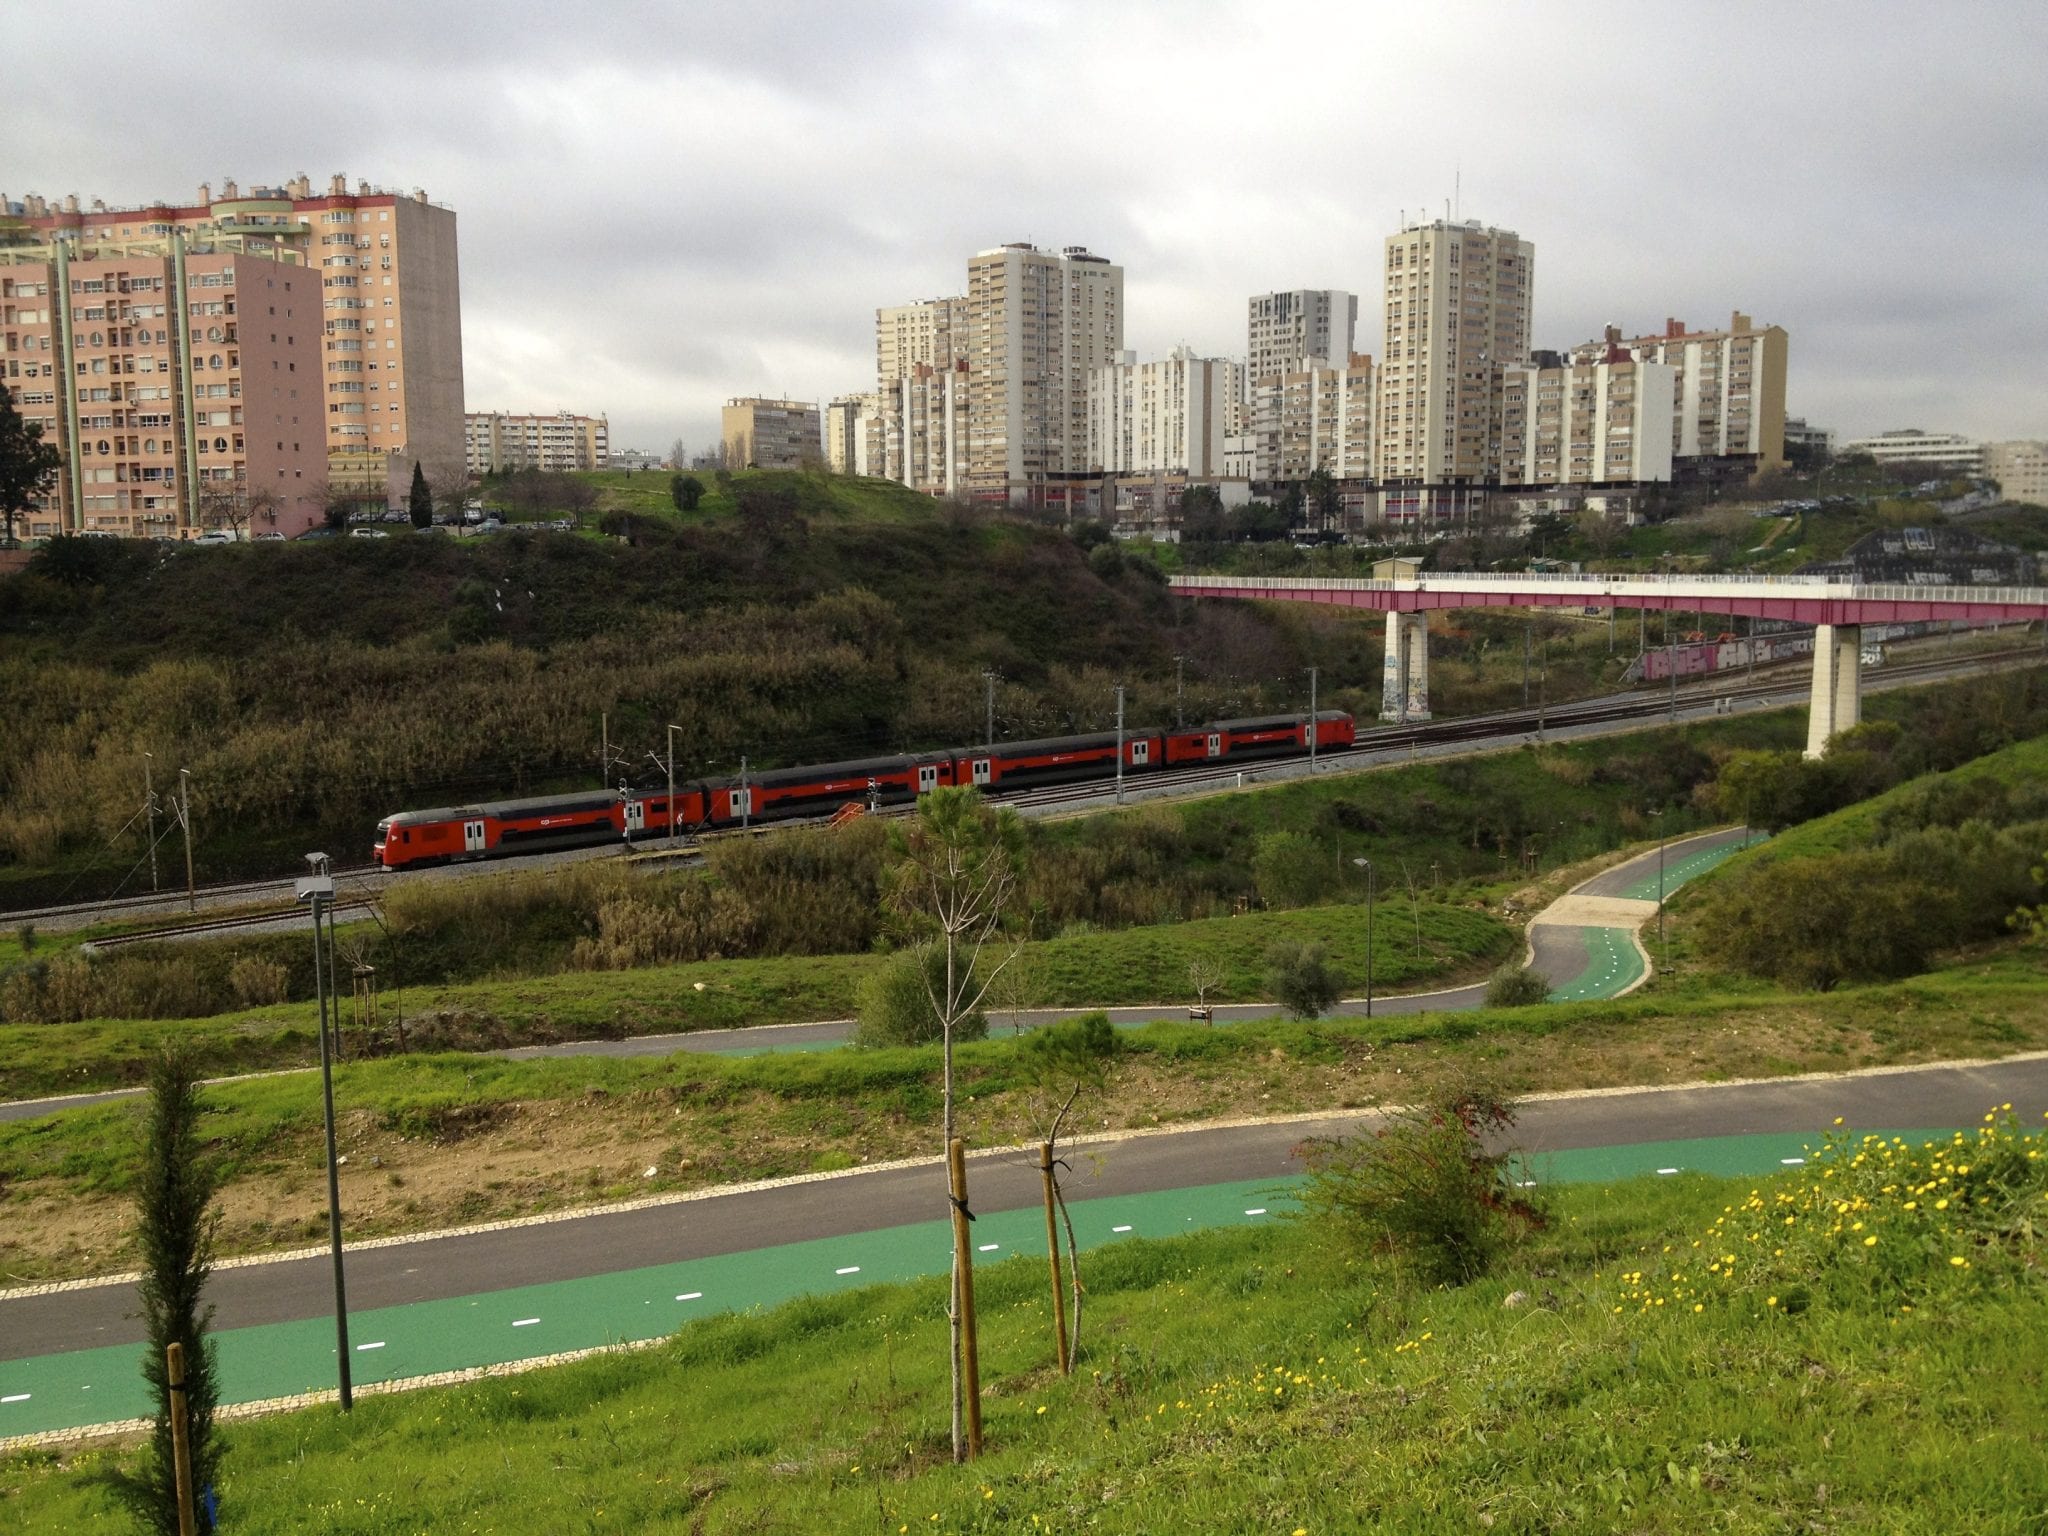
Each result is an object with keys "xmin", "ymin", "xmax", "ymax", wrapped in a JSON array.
[{"xmin": 0, "ymin": 472, "xmax": 1384, "ymax": 897}]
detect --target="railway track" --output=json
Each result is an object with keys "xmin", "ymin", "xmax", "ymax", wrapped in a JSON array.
[
  {"xmin": 6, "ymin": 643, "xmax": 2038, "ymax": 930},
  {"xmin": 82, "ymin": 896, "xmax": 380, "ymax": 951}
]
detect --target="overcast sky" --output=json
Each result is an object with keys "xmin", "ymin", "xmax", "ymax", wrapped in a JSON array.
[{"xmin": 9, "ymin": 0, "xmax": 2045, "ymax": 455}]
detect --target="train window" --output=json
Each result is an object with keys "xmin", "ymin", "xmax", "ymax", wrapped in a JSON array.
[{"xmin": 401, "ymin": 830, "xmax": 410, "ymax": 843}]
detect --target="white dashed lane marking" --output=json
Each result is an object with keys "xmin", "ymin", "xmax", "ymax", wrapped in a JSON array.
[
  {"xmin": 356, "ymin": 1342, "xmax": 385, "ymax": 1352},
  {"xmin": 1111, "ymin": 1225, "xmax": 1132, "ymax": 1233},
  {"xmin": 978, "ymin": 1243, "xmax": 999, "ymax": 1252},
  {"xmin": 676, "ymin": 1292, "xmax": 703, "ymax": 1302},
  {"xmin": 511, "ymin": 1318, "xmax": 540, "ymax": 1328},
  {"xmin": 2, "ymin": 1394, "xmax": 29, "ymax": 1404},
  {"xmin": 1244, "ymin": 1208, "xmax": 1267, "ymax": 1216},
  {"xmin": 835, "ymin": 1266, "xmax": 860, "ymax": 1276}
]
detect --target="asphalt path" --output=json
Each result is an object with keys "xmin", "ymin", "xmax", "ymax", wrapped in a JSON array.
[{"xmin": 9, "ymin": 1051, "xmax": 2046, "ymax": 1363}]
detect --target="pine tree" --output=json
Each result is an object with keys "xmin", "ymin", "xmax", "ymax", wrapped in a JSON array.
[
  {"xmin": 120, "ymin": 1044, "xmax": 224, "ymax": 1533},
  {"xmin": 408, "ymin": 460, "xmax": 433, "ymax": 528}
]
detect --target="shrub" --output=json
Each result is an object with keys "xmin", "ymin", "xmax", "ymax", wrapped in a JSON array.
[
  {"xmin": 1266, "ymin": 939, "xmax": 1340, "ymax": 1020},
  {"xmin": 1483, "ymin": 964, "xmax": 1550, "ymax": 1008},
  {"xmin": 1694, "ymin": 849, "xmax": 1939, "ymax": 990},
  {"xmin": 1296, "ymin": 1077, "xmax": 1543, "ymax": 1286},
  {"xmin": 1251, "ymin": 830, "xmax": 1336, "ymax": 910},
  {"xmin": 227, "ymin": 955, "xmax": 291, "ymax": 1008},
  {"xmin": 852, "ymin": 947, "xmax": 987, "ymax": 1048}
]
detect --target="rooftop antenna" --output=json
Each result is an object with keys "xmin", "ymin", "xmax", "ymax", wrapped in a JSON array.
[{"xmin": 1455, "ymin": 166, "xmax": 1460, "ymax": 221}]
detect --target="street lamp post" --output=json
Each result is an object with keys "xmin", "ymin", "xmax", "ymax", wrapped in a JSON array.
[
  {"xmin": 665, "ymin": 724, "xmax": 682, "ymax": 848},
  {"xmin": 1352, "ymin": 856, "xmax": 1374, "ymax": 1018},
  {"xmin": 295, "ymin": 853, "xmax": 352, "ymax": 1412},
  {"xmin": 1649, "ymin": 810, "xmax": 1668, "ymax": 954}
]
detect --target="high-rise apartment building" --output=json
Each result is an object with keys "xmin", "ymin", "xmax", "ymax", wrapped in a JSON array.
[
  {"xmin": 1246, "ymin": 289, "xmax": 1357, "ymax": 384},
  {"xmin": 465, "ymin": 410, "xmax": 609, "ymax": 475},
  {"xmin": 1, "ymin": 231, "xmax": 326, "ymax": 537},
  {"xmin": 963, "ymin": 243, "xmax": 1123, "ymax": 503},
  {"xmin": 824, "ymin": 392, "xmax": 886, "ymax": 477},
  {"xmin": 1086, "ymin": 347, "xmax": 1240, "ymax": 477},
  {"xmin": 9, "ymin": 175, "xmax": 463, "ymax": 512},
  {"xmin": 1984, "ymin": 441, "xmax": 2048, "ymax": 507},
  {"xmin": 1247, "ymin": 354, "xmax": 1376, "ymax": 484},
  {"xmin": 1377, "ymin": 219, "xmax": 1534, "ymax": 517},
  {"xmin": 1499, "ymin": 357, "xmax": 1675, "ymax": 487},
  {"xmin": 1570, "ymin": 313, "xmax": 1787, "ymax": 475},
  {"xmin": 721, "ymin": 397, "xmax": 822, "ymax": 469},
  {"xmin": 877, "ymin": 297, "xmax": 970, "ymax": 385}
]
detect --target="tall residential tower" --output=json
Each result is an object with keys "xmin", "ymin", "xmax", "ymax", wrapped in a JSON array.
[{"xmin": 1376, "ymin": 219, "xmax": 1533, "ymax": 520}]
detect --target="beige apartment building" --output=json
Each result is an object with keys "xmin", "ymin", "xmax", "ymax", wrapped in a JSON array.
[
  {"xmin": 1571, "ymin": 312, "xmax": 1787, "ymax": 475},
  {"xmin": 877, "ymin": 296, "xmax": 970, "ymax": 385},
  {"xmin": 1086, "ymin": 347, "xmax": 1241, "ymax": 477},
  {"xmin": 1499, "ymin": 356, "xmax": 1676, "ymax": 488},
  {"xmin": 465, "ymin": 410, "xmax": 609, "ymax": 475},
  {"xmin": 1246, "ymin": 289, "xmax": 1357, "ymax": 391},
  {"xmin": 1, "ymin": 229, "xmax": 327, "ymax": 537},
  {"xmin": 9, "ymin": 176, "xmax": 463, "ymax": 514},
  {"xmin": 1248, "ymin": 353, "xmax": 1376, "ymax": 484},
  {"xmin": 1377, "ymin": 219, "xmax": 1534, "ymax": 519},
  {"xmin": 823, "ymin": 392, "xmax": 886, "ymax": 477},
  {"xmin": 722, "ymin": 397, "xmax": 822, "ymax": 469},
  {"xmin": 964, "ymin": 243, "xmax": 1124, "ymax": 504},
  {"xmin": 1984, "ymin": 441, "xmax": 2048, "ymax": 506}
]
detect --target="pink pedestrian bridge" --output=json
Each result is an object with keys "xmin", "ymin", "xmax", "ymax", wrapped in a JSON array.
[{"xmin": 1169, "ymin": 572, "xmax": 2048, "ymax": 758}]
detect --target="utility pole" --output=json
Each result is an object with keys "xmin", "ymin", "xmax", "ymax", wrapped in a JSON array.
[
  {"xmin": 142, "ymin": 752, "xmax": 159, "ymax": 893},
  {"xmin": 1114, "ymin": 685, "xmax": 1125, "ymax": 804},
  {"xmin": 665, "ymin": 725, "xmax": 680, "ymax": 847},
  {"xmin": 740, "ymin": 755, "xmax": 750, "ymax": 831},
  {"xmin": 983, "ymin": 670, "xmax": 996, "ymax": 749},
  {"xmin": 177, "ymin": 769, "xmax": 195, "ymax": 913},
  {"xmin": 1353, "ymin": 856, "xmax": 1375, "ymax": 1019},
  {"xmin": 601, "ymin": 711, "xmax": 609, "ymax": 787},
  {"xmin": 1667, "ymin": 618, "xmax": 1678, "ymax": 723},
  {"xmin": 1173, "ymin": 654, "xmax": 1185, "ymax": 729},
  {"xmin": 1522, "ymin": 621, "xmax": 1531, "ymax": 707},
  {"xmin": 1307, "ymin": 666, "xmax": 1318, "ymax": 773}
]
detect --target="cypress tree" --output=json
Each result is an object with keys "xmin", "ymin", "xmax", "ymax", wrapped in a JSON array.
[{"xmin": 408, "ymin": 460, "xmax": 433, "ymax": 528}]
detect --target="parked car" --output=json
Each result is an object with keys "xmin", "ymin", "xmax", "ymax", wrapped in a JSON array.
[
  {"xmin": 349, "ymin": 527, "xmax": 389, "ymax": 540},
  {"xmin": 254, "ymin": 531, "xmax": 286, "ymax": 542},
  {"xmin": 192, "ymin": 529, "xmax": 235, "ymax": 546},
  {"xmin": 550, "ymin": 517, "xmax": 576, "ymax": 532},
  {"xmin": 382, "ymin": 508, "xmax": 410, "ymax": 524}
]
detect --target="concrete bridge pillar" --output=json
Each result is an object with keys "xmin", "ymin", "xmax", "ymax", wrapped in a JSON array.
[
  {"xmin": 1805, "ymin": 623, "xmax": 1862, "ymax": 758},
  {"xmin": 1380, "ymin": 611, "xmax": 1431, "ymax": 721}
]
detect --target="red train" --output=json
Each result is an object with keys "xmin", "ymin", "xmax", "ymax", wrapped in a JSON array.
[{"xmin": 373, "ymin": 711, "xmax": 1355, "ymax": 869}]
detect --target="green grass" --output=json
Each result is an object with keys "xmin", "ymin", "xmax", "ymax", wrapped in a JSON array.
[{"xmin": 8, "ymin": 1142, "xmax": 2045, "ymax": 1533}]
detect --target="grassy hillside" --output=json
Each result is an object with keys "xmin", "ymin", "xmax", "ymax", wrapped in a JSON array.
[{"xmin": 8, "ymin": 1122, "xmax": 2045, "ymax": 1531}]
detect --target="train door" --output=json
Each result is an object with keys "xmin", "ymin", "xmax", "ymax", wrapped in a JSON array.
[
  {"xmin": 1206, "ymin": 732, "xmax": 1222, "ymax": 759},
  {"xmin": 917, "ymin": 763, "xmax": 940, "ymax": 793},
  {"xmin": 729, "ymin": 788, "xmax": 754, "ymax": 820},
  {"xmin": 1305, "ymin": 719, "xmax": 1317, "ymax": 747},
  {"xmin": 624, "ymin": 800, "xmax": 646, "ymax": 837},
  {"xmin": 970, "ymin": 758, "xmax": 991, "ymax": 787},
  {"xmin": 463, "ymin": 819, "xmax": 486, "ymax": 854},
  {"xmin": 1130, "ymin": 740, "xmax": 1150, "ymax": 766}
]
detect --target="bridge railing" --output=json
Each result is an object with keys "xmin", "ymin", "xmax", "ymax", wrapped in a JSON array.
[{"xmin": 1166, "ymin": 572, "xmax": 2048, "ymax": 608}]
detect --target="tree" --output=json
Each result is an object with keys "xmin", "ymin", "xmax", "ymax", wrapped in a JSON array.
[
  {"xmin": 1178, "ymin": 483, "xmax": 1228, "ymax": 542},
  {"xmin": 1305, "ymin": 467, "xmax": 1340, "ymax": 534},
  {"xmin": 1714, "ymin": 749, "xmax": 1828, "ymax": 834},
  {"xmin": 1186, "ymin": 954, "xmax": 1227, "ymax": 1021},
  {"xmin": 670, "ymin": 473, "xmax": 704, "ymax": 512},
  {"xmin": 1483, "ymin": 964, "xmax": 1549, "ymax": 1007},
  {"xmin": 116, "ymin": 1044, "xmax": 224, "ymax": 1533},
  {"xmin": 0, "ymin": 378, "xmax": 63, "ymax": 545},
  {"xmin": 852, "ymin": 947, "xmax": 988, "ymax": 1047},
  {"xmin": 407, "ymin": 461, "xmax": 433, "ymax": 529},
  {"xmin": 669, "ymin": 436, "xmax": 688, "ymax": 470},
  {"xmin": 1251, "ymin": 829, "xmax": 1336, "ymax": 910},
  {"xmin": 1266, "ymin": 938, "xmax": 1340, "ymax": 1019},
  {"xmin": 195, "ymin": 474, "xmax": 279, "ymax": 540},
  {"xmin": 1018, "ymin": 1012, "xmax": 1117, "ymax": 1373},
  {"xmin": 881, "ymin": 786, "xmax": 1025, "ymax": 1463}
]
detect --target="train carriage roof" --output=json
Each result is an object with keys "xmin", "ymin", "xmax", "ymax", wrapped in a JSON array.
[
  {"xmin": 710, "ymin": 751, "xmax": 950, "ymax": 790},
  {"xmin": 380, "ymin": 790, "xmax": 623, "ymax": 828}
]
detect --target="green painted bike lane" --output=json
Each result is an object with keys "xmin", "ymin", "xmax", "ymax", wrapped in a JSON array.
[
  {"xmin": 1545, "ymin": 834, "xmax": 1759, "ymax": 1004},
  {"xmin": 0, "ymin": 1125, "xmax": 1953, "ymax": 1439}
]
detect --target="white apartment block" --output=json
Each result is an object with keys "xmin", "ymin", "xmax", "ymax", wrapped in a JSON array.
[
  {"xmin": 721, "ymin": 397, "xmax": 822, "ymax": 469},
  {"xmin": 1984, "ymin": 440, "xmax": 2048, "ymax": 506},
  {"xmin": 882, "ymin": 364, "xmax": 968, "ymax": 496},
  {"xmin": 1246, "ymin": 289, "xmax": 1357, "ymax": 385},
  {"xmin": 1838, "ymin": 429, "xmax": 1983, "ymax": 473},
  {"xmin": 1247, "ymin": 354, "xmax": 1376, "ymax": 483},
  {"xmin": 1086, "ymin": 347, "xmax": 1240, "ymax": 477},
  {"xmin": 964, "ymin": 242, "xmax": 1123, "ymax": 502},
  {"xmin": 824, "ymin": 392, "xmax": 886, "ymax": 477},
  {"xmin": 1783, "ymin": 416, "xmax": 1834, "ymax": 456},
  {"xmin": 1572, "ymin": 313, "xmax": 1788, "ymax": 471},
  {"xmin": 465, "ymin": 409, "xmax": 609, "ymax": 475},
  {"xmin": 1377, "ymin": 219, "xmax": 1534, "ymax": 496},
  {"xmin": 1499, "ymin": 358, "xmax": 1676, "ymax": 487}
]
